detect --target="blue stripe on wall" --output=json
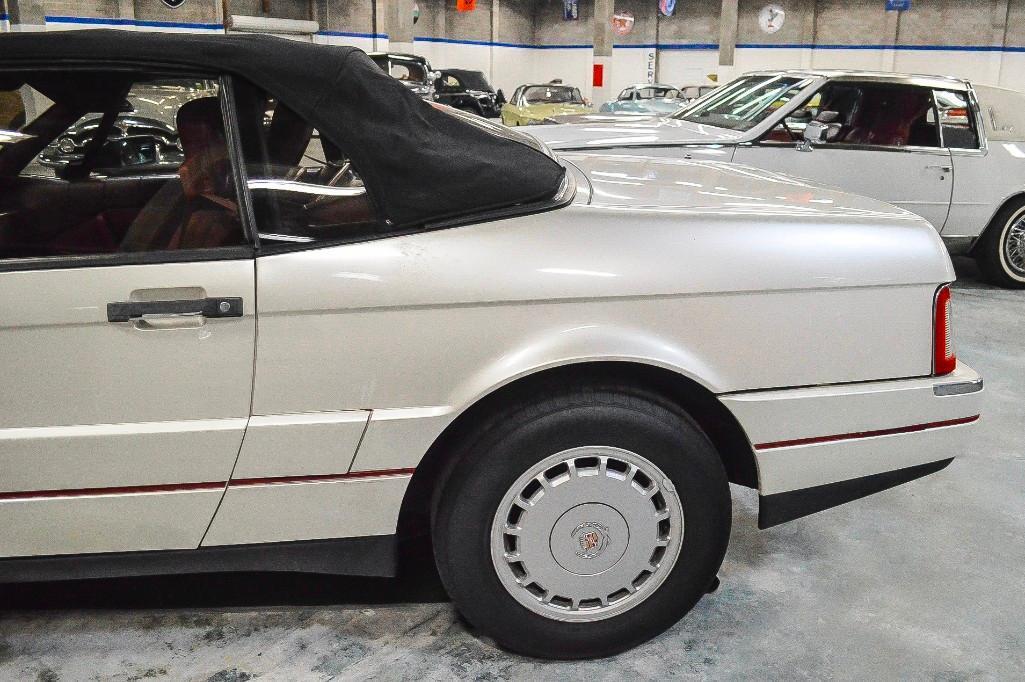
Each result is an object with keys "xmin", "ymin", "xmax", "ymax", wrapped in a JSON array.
[
  {"xmin": 44, "ymin": 15, "xmax": 224, "ymax": 30},
  {"xmin": 318, "ymin": 30, "xmax": 388, "ymax": 39},
  {"xmin": 413, "ymin": 36, "xmax": 587, "ymax": 49},
  {"xmin": 19, "ymin": 18, "xmax": 1025, "ymax": 54},
  {"xmin": 414, "ymin": 36, "xmax": 1025, "ymax": 53},
  {"xmin": 737, "ymin": 41, "xmax": 1025, "ymax": 52}
]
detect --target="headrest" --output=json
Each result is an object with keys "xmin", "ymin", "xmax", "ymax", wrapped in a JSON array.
[{"xmin": 176, "ymin": 97, "xmax": 225, "ymax": 155}]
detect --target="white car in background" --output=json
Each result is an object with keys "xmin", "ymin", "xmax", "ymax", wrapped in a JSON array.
[
  {"xmin": 528, "ymin": 70, "xmax": 1025, "ymax": 288},
  {"xmin": 1, "ymin": 34, "xmax": 982, "ymax": 660}
]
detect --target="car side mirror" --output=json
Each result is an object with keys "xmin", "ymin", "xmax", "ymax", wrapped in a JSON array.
[
  {"xmin": 800, "ymin": 111, "xmax": 842, "ymax": 150},
  {"xmin": 803, "ymin": 121, "xmax": 830, "ymax": 144}
]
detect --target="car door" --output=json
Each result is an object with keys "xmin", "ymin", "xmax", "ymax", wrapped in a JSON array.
[
  {"xmin": 933, "ymin": 87, "xmax": 990, "ymax": 239},
  {"xmin": 0, "ymin": 71, "xmax": 255, "ymax": 558},
  {"xmin": 733, "ymin": 80, "xmax": 953, "ymax": 232}
]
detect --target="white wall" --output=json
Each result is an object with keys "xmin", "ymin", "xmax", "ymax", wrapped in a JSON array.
[{"xmin": 13, "ymin": 11, "xmax": 1025, "ymax": 108}]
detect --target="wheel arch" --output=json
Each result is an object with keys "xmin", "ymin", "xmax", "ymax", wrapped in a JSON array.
[
  {"xmin": 396, "ymin": 360, "xmax": 758, "ymax": 553},
  {"xmin": 969, "ymin": 191, "xmax": 1025, "ymax": 255}
]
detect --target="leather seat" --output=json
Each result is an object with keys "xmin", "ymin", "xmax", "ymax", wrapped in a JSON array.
[{"xmin": 120, "ymin": 97, "xmax": 239, "ymax": 252}]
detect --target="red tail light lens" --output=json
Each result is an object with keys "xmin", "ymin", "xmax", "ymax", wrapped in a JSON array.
[{"xmin": 934, "ymin": 285, "xmax": 956, "ymax": 376}]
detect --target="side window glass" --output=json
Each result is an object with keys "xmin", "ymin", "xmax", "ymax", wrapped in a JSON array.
[
  {"xmin": 0, "ymin": 73, "xmax": 245, "ymax": 261},
  {"xmin": 236, "ymin": 90, "xmax": 379, "ymax": 247},
  {"xmin": 28, "ymin": 79, "xmax": 218, "ymax": 180},
  {"xmin": 767, "ymin": 83, "xmax": 941, "ymax": 149},
  {"xmin": 934, "ymin": 90, "xmax": 980, "ymax": 150},
  {"xmin": 837, "ymin": 84, "xmax": 938, "ymax": 148},
  {"xmin": 440, "ymin": 75, "xmax": 461, "ymax": 92}
]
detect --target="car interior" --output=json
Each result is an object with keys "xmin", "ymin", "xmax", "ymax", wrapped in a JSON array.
[
  {"xmin": 232, "ymin": 81, "xmax": 379, "ymax": 246},
  {"xmin": 0, "ymin": 72, "xmax": 244, "ymax": 260},
  {"xmin": 0, "ymin": 71, "xmax": 384, "ymax": 261},
  {"xmin": 767, "ymin": 82, "xmax": 978, "ymax": 149}
]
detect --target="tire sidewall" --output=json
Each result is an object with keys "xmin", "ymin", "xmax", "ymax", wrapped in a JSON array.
[
  {"xmin": 433, "ymin": 396, "xmax": 731, "ymax": 659},
  {"xmin": 996, "ymin": 205, "xmax": 1025, "ymax": 285}
]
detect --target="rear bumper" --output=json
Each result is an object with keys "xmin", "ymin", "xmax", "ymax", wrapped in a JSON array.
[{"xmin": 719, "ymin": 363, "xmax": 982, "ymax": 527}]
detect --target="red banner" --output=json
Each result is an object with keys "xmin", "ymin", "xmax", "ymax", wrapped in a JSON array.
[{"xmin": 457, "ymin": 0, "xmax": 477, "ymax": 11}]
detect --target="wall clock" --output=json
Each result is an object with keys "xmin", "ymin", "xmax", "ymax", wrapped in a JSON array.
[{"xmin": 758, "ymin": 4, "xmax": 786, "ymax": 34}]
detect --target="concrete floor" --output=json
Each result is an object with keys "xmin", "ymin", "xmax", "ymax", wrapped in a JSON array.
[{"xmin": 1, "ymin": 259, "xmax": 1022, "ymax": 681}]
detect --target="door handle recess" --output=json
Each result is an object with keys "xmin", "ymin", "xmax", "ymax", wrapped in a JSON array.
[
  {"xmin": 926, "ymin": 165, "xmax": 953, "ymax": 173},
  {"xmin": 107, "ymin": 297, "xmax": 243, "ymax": 323}
]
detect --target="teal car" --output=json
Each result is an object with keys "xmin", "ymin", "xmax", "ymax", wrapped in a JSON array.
[{"xmin": 599, "ymin": 83, "xmax": 715, "ymax": 115}]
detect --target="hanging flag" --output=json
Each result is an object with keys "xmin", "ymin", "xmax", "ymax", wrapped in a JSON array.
[
  {"xmin": 659, "ymin": 0, "xmax": 676, "ymax": 17},
  {"xmin": 563, "ymin": 0, "xmax": 579, "ymax": 20},
  {"xmin": 457, "ymin": 0, "xmax": 477, "ymax": 12}
]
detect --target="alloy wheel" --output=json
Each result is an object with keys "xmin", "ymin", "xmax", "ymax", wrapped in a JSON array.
[{"xmin": 490, "ymin": 446, "xmax": 685, "ymax": 623}]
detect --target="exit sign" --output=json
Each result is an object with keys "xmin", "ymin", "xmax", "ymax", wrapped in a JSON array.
[{"xmin": 886, "ymin": 0, "xmax": 911, "ymax": 10}]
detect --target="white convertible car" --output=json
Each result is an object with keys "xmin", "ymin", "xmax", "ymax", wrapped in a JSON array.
[
  {"xmin": 528, "ymin": 70, "xmax": 1025, "ymax": 288},
  {"xmin": 0, "ymin": 33, "xmax": 982, "ymax": 659}
]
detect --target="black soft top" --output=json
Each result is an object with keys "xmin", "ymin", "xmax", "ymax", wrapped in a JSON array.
[{"xmin": 0, "ymin": 30, "xmax": 565, "ymax": 228}]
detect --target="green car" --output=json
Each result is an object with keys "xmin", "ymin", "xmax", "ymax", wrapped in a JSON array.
[{"xmin": 501, "ymin": 82, "xmax": 593, "ymax": 126}]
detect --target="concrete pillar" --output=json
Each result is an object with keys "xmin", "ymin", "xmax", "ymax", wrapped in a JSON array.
[
  {"xmin": 6, "ymin": 0, "xmax": 46, "ymax": 31},
  {"xmin": 798, "ymin": 0, "xmax": 816, "ymax": 69},
  {"xmin": 490, "ymin": 0, "xmax": 500, "ymax": 85},
  {"xmin": 593, "ymin": 0, "xmax": 614, "ymax": 106},
  {"xmin": 718, "ymin": 0, "xmax": 738, "ymax": 81},
  {"xmin": 880, "ymin": 7, "xmax": 900, "ymax": 72},
  {"xmin": 373, "ymin": 0, "xmax": 385, "ymax": 51},
  {"xmin": 386, "ymin": 0, "xmax": 415, "ymax": 53},
  {"xmin": 990, "ymin": 0, "xmax": 1011, "ymax": 87},
  {"xmin": 118, "ymin": 0, "xmax": 136, "ymax": 25}
]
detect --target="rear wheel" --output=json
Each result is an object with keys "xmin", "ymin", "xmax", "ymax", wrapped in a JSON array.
[
  {"xmin": 431, "ymin": 384, "xmax": 731, "ymax": 659},
  {"xmin": 975, "ymin": 198, "xmax": 1025, "ymax": 289}
]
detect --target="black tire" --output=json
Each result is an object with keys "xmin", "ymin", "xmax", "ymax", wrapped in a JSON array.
[
  {"xmin": 975, "ymin": 197, "xmax": 1025, "ymax": 289},
  {"xmin": 431, "ymin": 382, "xmax": 731, "ymax": 659}
]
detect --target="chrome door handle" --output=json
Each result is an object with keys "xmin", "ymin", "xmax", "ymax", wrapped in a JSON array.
[
  {"xmin": 107, "ymin": 297, "xmax": 243, "ymax": 323},
  {"xmin": 926, "ymin": 165, "xmax": 953, "ymax": 173}
]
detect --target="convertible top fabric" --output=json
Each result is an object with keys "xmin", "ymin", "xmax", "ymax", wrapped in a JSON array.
[{"xmin": 0, "ymin": 30, "xmax": 565, "ymax": 228}]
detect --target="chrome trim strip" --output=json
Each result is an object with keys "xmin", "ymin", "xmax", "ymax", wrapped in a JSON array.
[{"xmin": 933, "ymin": 377, "xmax": 984, "ymax": 396}]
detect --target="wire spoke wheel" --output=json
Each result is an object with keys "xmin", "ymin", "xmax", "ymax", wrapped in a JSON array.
[
  {"xmin": 490, "ymin": 446, "xmax": 685, "ymax": 623},
  {"xmin": 1004, "ymin": 215, "xmax": 1025, "ymax": 277}
]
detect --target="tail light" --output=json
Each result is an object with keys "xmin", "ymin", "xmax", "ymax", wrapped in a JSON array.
[{"xmin": 933, "ymin": 284, "xmax": 956, "ymax": 376}]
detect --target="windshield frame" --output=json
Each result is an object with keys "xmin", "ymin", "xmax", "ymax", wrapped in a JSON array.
[{"xmin": 673, "ymin": 74, "xmax": 816, "ymax": 132}]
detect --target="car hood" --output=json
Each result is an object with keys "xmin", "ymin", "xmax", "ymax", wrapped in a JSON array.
[
  {"xmin": 513, "ymin": 103, "xmax": 594, "ymax": 120},
  {"xmin": 526, "ymin": 116, "xmax": 745, "ymax": 150},
  {"xmin": 562, "ymin": 152, "xmax": 929, "ymax": 223}
]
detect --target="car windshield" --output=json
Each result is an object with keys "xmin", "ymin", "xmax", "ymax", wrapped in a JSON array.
[
  {"xmin": 634, "ymin": 86, "xmax": 678, "ymax": 99},
  {"xmin": 390, "ymin": 60, "xmax": 427, "ymax": 83},
  {"xmin": 673, "ymin": 75, "xmax": 811, "ymax": 131},
  {"xmin": 524, "ymin": 85, "xmax": 584, "ymax": 105},
  {"xmin": 455, "ymin": 71, "xmax": 493, "ymax": 92}
]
